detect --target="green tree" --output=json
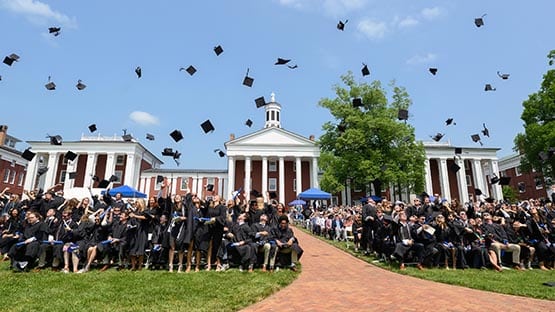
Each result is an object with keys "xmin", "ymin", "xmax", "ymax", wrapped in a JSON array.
[
  {"xmin": 502, "ymin": 185, "xmax": 518, "ymax": 203},
  {"xmin": 318, "ymin": 72, "xmax": 426, "ymax": 196},
  {"xmin": 514, "ymin": 50, "xmax": 555, "ymax": 179}
]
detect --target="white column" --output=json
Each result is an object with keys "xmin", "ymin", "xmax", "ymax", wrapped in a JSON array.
[
  {"xmin": 340, "ymin": 188, "xmax": 346, "ymax": 206},
  {"xmin": 295, "ymin": 157, "xmax": 302, "ymax": 196},
  {"xmin": 489, "ymin": 159, "xmax": 503, "ymax": 200},
  {"xmin": 311, "ymin": 157, "xmax": 319, "ymax": 189},
  {"xmin": 124, "ymin": 154, "xmax": 136, "ymax": 187},
  {"xmin": 472, "ymin": 159, "xmax": 486, "ymax": 197},
  {"xmin": 133, "ymin": 154, "xmax": 143, "ymax": 189},
  {"xmin": 144, "ymin": 177, "xmax": 151, "ymax": 196},
  {"xmin": 423, "ymin": 158, "xmax": 433, "ymax": 195},
  {"xmin": 279, "ymin": 157, "xmax": 285, "ymax": 203},
  {"xmin": 104, "ymin": 153, "xmax": 116, "ymax": 181},
  {"xmin": 227, "ymin": 156, "xmax": 235, "ymax": 199},
  {"xmin": 346, "ymin": 179, "xmax": 352, "ymax": 206},
  {"xmin": 192, "ymin": 175, "xmax": 198, "ymax": 196},
  {"xmin": 83, "ymin": 153, "xmax": 97, "ymax": 188},
  {"xmin": 262, "ymin": 157, "xmax": 268, "ymax": 197},
  {"xmin": 44, "ymin": 152, "xmax": 59, "ymax": 189},
  {"xmin": 24, "ymin": 156, "xmax": 39, "ymax": 190},
  {"xmin": 438, "ymin": 158, "xmax": 451, "ymax": 200},
  {"xmin": 218, "ymin": 177, "xmax": 224, "ymax": 198},
  {"xmin": 171, "ymin": 175, "xmax": 178, "ymax": 195},
  {"xmin": 244, "ymin": 156, "xmax": 252, "ymax": 201},
  {"xmin": 455, "ymin": 158, "xmax": 469, "ymax": 203}
]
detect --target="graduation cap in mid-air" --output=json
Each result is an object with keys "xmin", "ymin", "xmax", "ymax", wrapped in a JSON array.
[
  {"xmin": 64, "ymin": 151, "xmax": 77, "ymax": 162},
  {"xmin": 245, "ymin": 119, "xmax": 253, "ymax": 127},
  {"xmin": 206, "ymin": 184, "xmax": 214, "ymax": 192},
  {"xmin": 455, "ymin": 147, "xmax": 462, "ymax": 155},
  {"xmin": 337, "ymin": 19, "xmax": 348, "ymax": 31},
  {"xmin": 499, "ymin": 177, "xmax": 511, "ymax": 186},
  {"xmin": 481, "ymin": 123, "xmax": 490, "ymax": 137},
  {"xmin": 48, "ymin": 27, "xmax": 61, "ymax": 36},
  {"xmin": 352, "ymin": 98, "xmax": 363, "ymax": 108},
  {"xmin": 429, "ymin": 68, "xmax": 438, "ymax": 75},
  {"xmin": 497, "ymin": 71, "xmax": 510, "ymax": 80},
  {"xmin": 243, "ymin": 68, "xmax": 254, "ymax": 87},
  {"xmin": 431, "ymin": 133, "xmax": 444, "ymax": 142},
  {"xmin": 255, "ymin": 96, "xmax": 266, "ymax": 108},
  {"xmin": 156, "ymin": 175, "xmax": 164, "ymax": 184},
  {"xmin": 474, "ymin": 14, "xmax": 486, "ymax": 27},
  {"xmin": 45, "ymin": 76, "xmax": 56, "ymax": 90},
  {"xmin": 214, "ymin": 149, "xmax": 226, "ymax": 158},
  {"xmin": 287, "ymin": 64, "xmax": 298, "ymax": 69},
  {"xmin": 449, "ymin": 162, "xmax": 461, "ymax": 173},
  {"xmin": 170, "ymin": 130, "xmax": 183, "ymax": 142},
  {"xmin": 48, "ymin": 134, "xmax": 63, "ymax": 145},
  {"xmin": 135, "ymin": 66, "xmax": 142, "ymax": 78},
  {"xmin": 76, "ymin": 80, "xmax": 87, "ymax": 90},
  {"xmin": 275, "ymin": 58, "xmax": 291, "ymax": 65},
  {"xmin": 214, "ymin": 45, "xmax": 224, "ymax": 56},
  {"xmin": 361, "ymin": 63, "xmax": 370, "ymax": 76},
  {"xmin": 22, "ymin": 149, "xmax": 36, "ymax": 161},
  {"xmin": 3, "ymin": 53, "xmax": 20, "ymax": 66},
  {"xmin": 485, "ymin": 84, "xmax": 496, "ymax": 91},
  {"xmin": 490, "ymin": 175, "xmax": 500, "ymax": 184},
  {"xmin": 88, "ymin": 124, "xmax": 97, "ymax": 133},
  {"xmin": 180, "ymin": 66, "xmax": 197, "ymax": 76},
  {"xmin": 162, "ymin": 148, "xmax": 175, "ymax": 157},
  {"xmin": 37, "ymin": 167, "xmax": 49, "ymax": 177},
  {"xmin": 146, "ymin": 133, "xmax": 155, "ymax": 141},
  {"xmin": 471, "ymin": 134, "xmax": 483, "ymax": 146},
  {"xmin": 398, "ymin": 109, "xmax": 409, "ymax": 121},
  {"xmin": 200, "ymin": 120, "xmax": 215, "ymax": 134},
  {"xmin": 445, "ymin": 118, "xmax": 456, "ymax": 126}
]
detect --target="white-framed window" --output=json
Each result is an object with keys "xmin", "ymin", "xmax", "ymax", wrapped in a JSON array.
[
  {"xmin": 3, "ymin": 169, "xmax": 10, "ymax": 183},
  {"xmin": 499, "ymin": 170, "xmax": 507, "ymax": 177},
  {"xmin": 9, "ymin": 170, "xmax": 16, "ymax": 184},
  {"xmin": 515, "ymin": 166, "xmax": 522, "ymax": 176},
  {"xmin": 535, "ymin": 177, "xmax": 543, "ymax": 190},
  {"xmin": 269, "ymin": 161, "xmax": 277, "ymax": 172},
  {"xmin": 17, "ymin": 173, "xmax": 24, "ymax": 186},
  {"xmin": 518, "ymin": 182, "xmax": 526, "ymax": 193},
  {"xmin": 269, "ymin": 178, "xmax": 277, "ymax": 191},
  {"xmin": 466, "ymin": 175, "xmax": 472, "ymax": 186},
  {"xmin": 293, "ymin": 162, "xmax": 296, "ymax": 172},
  {"xmin": 114, "ymin": 170, "xmax": 123, "ymax": 184},
  {"xmin": 180, "ymin": 177, "xmax": 189, "ymax": 190},
  {"xmin": 116, "ymin": 155, "xmax": 125, "ymax": 165},
  {"xmin": 293, "ymin": 178, "xmax": 296, "ymax": 192},
  {"xmin": 59, "ymin": 170, "xmax": 66, "ymax": 184}
]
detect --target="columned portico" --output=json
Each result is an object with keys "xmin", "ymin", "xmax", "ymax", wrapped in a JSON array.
[
  {"xmin": 423, "ymin": 157, "xmax": 433, "ymax": 195},
  {"xmin": 227, "ymin": 156, "xmax": 235, "ymax": 199},
  {"xmin": 244, "ymin": 156, "xmax": 252, "ymax": 201},
  {"xmin": 295, "ymin": 157, "xmax": 302, "ymax": 196},
  {"xmin": 278, "ymin": 157, "xmax": 285, "ymax": 203},
  {"xmin": 438, "ymin": 158, "xmax": 451, "ymax": 200},
  {"xmin": 262, "ymin": 157, "xmax": 268, "ymax": 196},
  {"xmin": 44, "ymin": 152, "xmax": 59, "ymax": 188}
]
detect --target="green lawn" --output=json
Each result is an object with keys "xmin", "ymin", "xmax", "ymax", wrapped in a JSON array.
[
  {"xmin": 0, "ymin": 262, "xmax": 298, "ymax": 312},
  {"xmin": 301, "ymin": 228, "xmax": 555, "ymax": 300}
]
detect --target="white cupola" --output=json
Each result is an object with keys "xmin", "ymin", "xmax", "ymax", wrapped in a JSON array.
[{"xmin": 264, "ymin": 92, "xmax": 282, "ymax": 128}]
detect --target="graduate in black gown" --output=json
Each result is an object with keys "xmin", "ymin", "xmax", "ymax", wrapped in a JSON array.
[
  {"xmin": 128, "ymin": 198, "xmax": 150, "ymax": 271},
  {"xmin": 9, "ymin": 211, "xmax": 46, "ymax": 271}
]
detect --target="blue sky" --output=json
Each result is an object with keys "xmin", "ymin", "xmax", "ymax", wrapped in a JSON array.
[{"xmin": 1, "ymin": 0, "xmax": 554, "ymax": 170}]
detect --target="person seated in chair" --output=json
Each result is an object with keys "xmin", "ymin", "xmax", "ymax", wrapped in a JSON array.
[
  {"xmin": 251, "ymin": 213, "xmax": 276, "ymax": 271},
  {"xmin": 273, "ymin": 215, "xmax": 303, "ymax": 271}
]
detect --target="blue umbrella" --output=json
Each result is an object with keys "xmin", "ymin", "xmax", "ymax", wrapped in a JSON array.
[{"xmin": 288, "ymin": 199, "xmax": 306, "ymax": 206}]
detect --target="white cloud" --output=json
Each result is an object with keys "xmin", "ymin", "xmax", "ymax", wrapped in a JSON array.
[
  {"xmin": 0, "ymin": 0, "xmax": 77, "ymax": 28},
  {"xmin": 397, "ymin": 16, "xmax": 419, "ymax": 28},
  {"xmin": 357, "ymin": 18, "xmax": 387, "ymax": 40},
  {"xmin": 421, "ymin": 7, "xmax": 444, "ymax": 20},
  {"xmin": 129, "ymin": 111, "xmax": 160, "ymax": 126},
  {"xmin": 406, "ymin": 53, "xmax": 437, "ymax": 65}
]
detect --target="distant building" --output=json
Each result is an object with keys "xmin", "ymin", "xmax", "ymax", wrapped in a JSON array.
[
  {"xmin": 0, "ymin": 125, "xmax": 28, "ymax": 195},
  {"xmin": 498, "ymin": 153, "xmax": 552, "ymax": 200}
]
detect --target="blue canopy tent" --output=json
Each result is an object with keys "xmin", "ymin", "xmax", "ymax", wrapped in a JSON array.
[
  {"xmin": 298, "ymin": 188, "xmax": 331, "ymax": 200},
  {"xmin": 102, "ymin": 185, "xmax": 147, "ymax": 198}
]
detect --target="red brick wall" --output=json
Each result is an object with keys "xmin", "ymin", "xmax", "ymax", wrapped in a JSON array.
[
  {"xmin": 94, "ymin": 154, "xmax": 107, "ymax": 187},
  {"xmin": 446, "ymin": 158, "xmax": 460, "ymax": 201},
  {"xmin": 74, "ymin": 154, "xmax": 87, "ymax": 187},
  {"xmin": 0, "ymin": 159, "xmax": 26, "ymax": 196},
  {"xmin": 502, "ymin": 168, "xmax": 548, "ymax": 200}
]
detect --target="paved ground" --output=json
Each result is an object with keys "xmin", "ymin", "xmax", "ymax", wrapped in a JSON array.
[{"xmin": 242, "ymin": 226, "xmax": 554, "ymax": 312}]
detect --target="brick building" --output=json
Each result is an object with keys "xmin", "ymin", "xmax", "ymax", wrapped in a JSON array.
[{"xmin": 0, "ymin": 125, "xmax": 28, "ymax": 196}]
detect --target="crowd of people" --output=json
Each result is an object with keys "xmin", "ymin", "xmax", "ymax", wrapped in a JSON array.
[
  {"xmin": 295, "ymin": 192, "xmax": 555, "ymax": 271},
  {"xmin": 0, "ymin": 181, "xmax": 303, "ymax": 273}
]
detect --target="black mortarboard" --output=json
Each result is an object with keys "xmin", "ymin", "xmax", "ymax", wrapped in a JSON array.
[
  {"xmin": 484, "ymin": 197, "xmax": 495, "ymax": 204},
  {"xmin": 337, "ymin": 122, "xmax": 346, "ymax": 133},
  {"xmin": 255, "ymin": 96, "xmax": 266, "ymax": 108},
  {"xmin": 170, "ymin": 129, "xmax": 183, "ymax": 142},
  {"xmin": 64, "ymin": 151, "xmax": 77, "ymax": 161},
  {"xmin": 88, "ymin": 124, "xmax": 97, "ymax": 133},
  {"xmin": 48, "ymin": 27, "xmax": 61, "ymax": 36},
  {"xmin": 352, "ymin": 98, "xmax": 363, "ymax": 108},
  {"xmin": 543, "ymin": 281, "xmax": 555, "ymax": 287},
  {"xmin": 243, "ymin": 68, "xmax": 254, "ymax": 87},
  {"xmin": 432, "ymin": 133, "xmax": 444, "ymax": 142},
  {"xmin": 206, "ymin": 184, "xmax": 214, "ymax": 192},
  {"xmin": 181, "ymin": 65, "xmax": 196, "ymax": 76},
  {"xmin": 484, "ymin": 84, "xmax": 496, "ymax": 91},
  {"xmin": 497, "ymin": 71, "xmax": 510, "ymax": 80},
  {"xmin": 214, "ymin": 149, "xmax": 225, "ymax": 158},
  {"xmin": 200, "ymin": 120, "xmax": 215, "ymax": 133},
  {"xmin": 474, "ymin": 14, "xmax": 486, "ymax": 27},
  {"xmin": 269, "ymin": 191, "xmax": 277, "ymax": 199},
  {"xmin": 429, "ymin": 67, "xmax": 438, "ymax": 75},
  {"xmin": 37, "ymin": 167, "xmax": 49, "ymax": 176},
  {"xmin": 109, "ymin": 175, "xmax": 118, "ymax": 182},
  {"xmin": 499, "ymin": 177, "xmax": 511, "ymax": 185},
  {"xmin": 481, "ymin": 123, "xmax": 490, "ymax": 137},
  {"xmin": 135, "ymin": 66, "xmax": 142, "ymax": 78},
  {"xmin": 146, "ymin": 133, "xmax": 155, "ymax": 141},
  {"xmin": 287, "ymin": 64, "xmax": 298, "ymax": 69},
  {"xmin": 3, "ymin": 53, "xmax": 19, "ymax": 66},
  {"xmin": 250, "ymin": 189, "xmax": 260, "ymax": 197},
  {"xmin": 162, "ymin": 148, "xmax": 174, "ymax": 156},
  {"xmin": 45, "ymin": 78, "xmax": 56, "ymax": 91},
  {"xmin": 122, "ymin": 134, "xmax": 133, "ymax": 142},
  {"xmin": 173, "ymin": 150, "xmax": 181, "ymax": 160},
  {"xmin": 98, "ymin": 179, "xmax": 110, "ymax": 188},
  {"xmin": 398, "ymin": 109, "xmax": 408, "ymax": 121},
  {"xmin": 361, "ymin": 63, "xmax": 370, "ymax": 76},
  {"xmin": 76, "ymin": 80, "xmax": 86, "ymax": 90},
  {"xmin": 156, "ymin": 175, "xmax": 164, "ymax": 183},
  {"xmin": 22, "ymin": 149, "xmax": 36, "ymax": 161},
  {"xmin": 445, "ymin": 118, "xmax": 455, "ymax": 126},
  {"xmin": 275, "ymin": 58, "xmax": 291, "ymax": 65},
  {"xmin": 471, "ymin": 134, "xmax": 482, "ymax": 145},
  {"xmin": 449, "ymin": 163, "xmax": 461, "ymax": 173},
  {"xmin": 475, "ymin": 188, "xmax": 483, "ymax": 196},
  {"xmin": 68, "ymin": 172, "xmax": 77, "ymax": 179},
  {"xmin": 245, "ymin": 119, "xmax": 253, "ymax": 127},
  {"xmin": 92, "ymin": 175, "xmax": 99, "ymax": 182},
  {"xmin": 49, "ymin": 135, "xmax": 62, "ymax": 145},
  {"xmin": 455, "ymin": 147, "xmax": 462, "ymax": 155},
  {"xmin": 214, "ymin": 45, "xmax": 223, "ymax": 56},
  {"xmin": 337, "ymin": 19, "xmax": 348, "ymax": 31},
  {"xmin": 490, "ymin": 176, "xmax": 500, "ymax": 184}
]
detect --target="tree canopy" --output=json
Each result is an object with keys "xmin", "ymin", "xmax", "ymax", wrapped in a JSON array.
[
  {"xmin": 318, "ymin": 72, "xmax": 426, "ymax": 195},
  {"xmin": 514, "ymin": 50, "xmax": 555, "ymax": 179}
]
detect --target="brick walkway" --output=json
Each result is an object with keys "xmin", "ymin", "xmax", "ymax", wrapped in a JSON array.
[{"xmin": 242, "ymin": 227, "xmax": 553, "ymax": 312}]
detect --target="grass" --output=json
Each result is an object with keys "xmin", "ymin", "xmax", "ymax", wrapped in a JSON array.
[
  {"xmin": 0, "ymin": 261, "xmax": 298, "ymax": 312},
  {"xmin": 298, "ymin": 227, "xmax": 555, "ymax": 301}
]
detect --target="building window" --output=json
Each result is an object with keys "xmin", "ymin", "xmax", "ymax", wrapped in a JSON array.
[
  {"xmin": 269, "ymin": 161, "xmax": 277, "ymax": 172},
  {"xmin": 9, "ymin": 170, "xmax": 16, "ymax": 184},
  {"xmin": 269, "ymin": 178, "xmax": 277, "ymax": 191},
  {"xmin": 515, "ymin": 166, "xmax": 522, "ymax": 176},
  {"xmin": 114, "ymin": 170, "xmax": 123, "ymax": 185},
  {"xmin": 465, "ymin": 175, "xmax": 472, "ymax": 186},
  {"xmin": 180, "ymin": 177, "xmax": 189, "ymax": 190},
  {"xmin": 293, "ymin": 179, "xmax": 296, "ymax": 192},
  {"xmin": 266, "ymin": 111, "xmax": 269, "ymax": 122},
  {"xmin": 116, "ymin": 155, "xmax": 125, "ymax": 165},
  {"xmin": 535, "ymin": 177, "xmax": 543, "ymax": 190},
  {"xmin": 499, "ymin": 170, "xmax": 507, "ymax": 177},
  {"xmin": 276, "ymin": 111, "xmax": 280, "ymax": 122},
  {"xmin": 3, "ymin": 169, "xmax": 10, "ymax": 183},
  {"xmin": 59, "ymin": 170, "xmax": 66, "ymax": 184},
  {"xmin": 518, "ymin": 182, "xmax": 526, "ymax": 193},
  {"xmin": 17, "ymin": 173, "xmax": 24, "ymax": 186},
  {"xmin": 271, "ymin": 110, "xmax": 275, "ymax": 121}
]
